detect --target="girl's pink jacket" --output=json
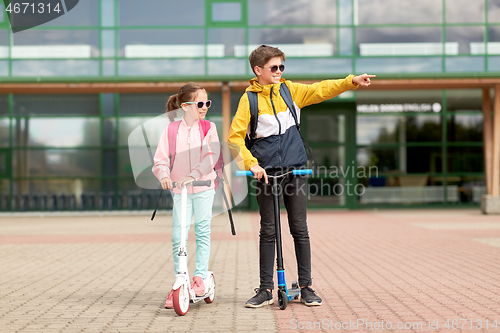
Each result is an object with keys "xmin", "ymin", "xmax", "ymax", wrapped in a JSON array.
[{"xmin": 152, "ymin": 118, "xmax": 220, "ymax": 194}]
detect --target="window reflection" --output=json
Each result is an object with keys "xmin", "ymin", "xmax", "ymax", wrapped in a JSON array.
[
  {"xmin": 308, "ymin": 114, "xmax": 345, "ymax": 143},
  {"xmin": 0, "ymin": 31, "xmax": 8, "ymax": 59},
  {"xmin": 486, "ymin": 27, "xmax": 500, "ymax": 55},
  {"xmin": 0, "ymin": 95, "xmax": 7, "ymax": 116},
  {"xmin": 12, "ymin": 30, "xmax": 100, "ymax": 58},
  {"xmin": 249, "ymin": 0, "xmax": 336, "ymax": 25},
  {"xmin": 13, "ymin": 179, "xmax": 101, "ymax": 196},
  {"xmin": 286, "ymin": 58, "xmax": 352, "ymax": 74},
  {"xmin": 446, "ymin": 26, "xmax": 485, "ymax": 54},
  {"xmin": 448, "ymin": 115, "xmax": 483, "ymax": 142},
  {"xmin": 118, "ymin": 117, "xmax": 156, "ymax": 146},
  {"xmin": 44, "ymin": 0, "xmax": 99, "ymax": 26},
  {"xmin": 357, "ymin": 57, "xmax": 442, "ymax": 73},
  {"xmin": 446, "ymin": 57, "xmax": 485, "ymax": 72},
  {"xmin": 448, "ymin": 147, "xmax": 484, "ymax": 172},
  {"xmin": 103, "ymin": 119, "xmax": 116, "ymax": 146},
  {"xmin": 446, "ymin": 0, "xmax": 484, "ymax": 23},
  {"xmin": 208, "ymin": 29, "xmax": 245, "ymax": 57},
  {"xmin": 0, "ymin": 61, "xmax": 8, "ymax": 76},
  {"xmin": 12, "ymin": 60, "xmax": 100, "ymax": 77},
  {"xmin": 246, "ymin": 28, "xmax": 336, "ymax": 57},
  {"xmin": 119, "ymin": 94, "xmax": 167, "ymax": 116},
  {"xmin": 357, "ymin": 0, "xmax": 442, "ymax": 24},
  {"xmin": 118, "ymin": 0, "xmax": 204, "ymax": 26},
  {"xmin": 357, "ymin": 116, "xmax": 442, "ymax": 145},
  {"xmin": 0, "ymin": 118, "xmax": 8, "ymax": 146},
  {"xmin": 446, "ymin": 89, "xmax": 482, "ymax": 112},
  {"xmin": 12, "ymin": 149, "xmax": 101, "ymax": 177},
  {"xmin": 119, "ymin": 29, "xmax": 207, "ymax": 58},
  {"xmin": 312, "ymin": 147, "xmax": 345, "ymax": 169},
  {"xmin": 489, "ymin": 0, "xmax": 500, "ymax": 22},
  {"xmin": 357, "ymin": 27, "xmax": 444, "ymax": 56},
  {"xmin": 13, "ymin": 118, "xmax": 100, "ymax": 147},
  {"xmin": 13, "ymin": 94, "xmax": 99, "ymax": 116},
  {"xmin": 357, "ymin": 147, "xmax": 442, "ymax": 174},
  {"xmin": 118, "ymin": 59, "xmax": 204, "ymax": 76}
]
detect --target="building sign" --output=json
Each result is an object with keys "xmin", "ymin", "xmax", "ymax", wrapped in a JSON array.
[{"xmin": 357, "ymin": 103, "xmax": 442, "ymax": 113}]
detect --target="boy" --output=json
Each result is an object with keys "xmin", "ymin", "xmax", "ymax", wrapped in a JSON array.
[{"xmin": 228, "ymin": 45, "xmax": 374, "ymax": 307}]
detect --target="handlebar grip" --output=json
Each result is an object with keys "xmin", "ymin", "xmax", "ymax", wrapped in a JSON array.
[
  {"xmin": 235, "ymin": 170, "xmax": 253, "ymax": 177},
  {"xmin": 192, "ymin": 180, "xmax": 211, "ymax": 187},
  {"xmin": 292, "ymin": 169, "xmax": 313, "ymax": 175},
  {"xmin": 170, "ymin": 180, "xmax": 211, "ymax": 188}
]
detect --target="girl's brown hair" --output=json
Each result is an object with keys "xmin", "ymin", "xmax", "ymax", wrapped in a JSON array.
[{"xmin": 166, "ymin": 82, "xmax": 206, "ymax": 121}]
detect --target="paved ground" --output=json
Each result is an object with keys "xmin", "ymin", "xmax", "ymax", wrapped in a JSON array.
[{"xmin": 0, "ymin": 209, "xmax": 499, "ymax": 333}]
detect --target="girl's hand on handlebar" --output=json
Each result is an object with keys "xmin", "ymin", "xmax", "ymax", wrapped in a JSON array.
[
  {"xmin": 160, "ymin": 177, "xmax": 173, "ymax": 190},
  {"xmin": 177, "ymin": 176, "xmax": 195, "ymax": 188},
  {"xmin": 250, "ymin": 164, "xmax": 268, "ymax": 184}
]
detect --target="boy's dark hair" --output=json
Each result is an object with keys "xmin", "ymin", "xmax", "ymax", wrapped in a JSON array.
[{"xmin": 249, "ymin": 45, "xmax": 286, "ymax": 76}]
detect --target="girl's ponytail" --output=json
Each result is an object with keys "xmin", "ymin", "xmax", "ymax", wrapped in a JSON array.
[{"xmin": 166, "ymin": 94, "xmax": 179, "ymax": 121}]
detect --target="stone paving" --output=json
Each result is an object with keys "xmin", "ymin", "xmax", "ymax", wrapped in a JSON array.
[{"xmin": 0, "ymin": 209, "xmax": 499, "ymax": 333}]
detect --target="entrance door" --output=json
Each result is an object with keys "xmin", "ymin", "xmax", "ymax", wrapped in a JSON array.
[{"xmin": 301, "ymin": 101, "xmax": 357, "ymax": 209}]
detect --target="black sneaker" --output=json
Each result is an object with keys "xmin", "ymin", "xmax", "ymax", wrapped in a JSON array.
[
  {"xmin": 245, "ymin": 288, "xmax": 274, "ymax": 308},
  {"xmin": 300, "ymin": 286, "xmax": 322, "ymax": 306}
]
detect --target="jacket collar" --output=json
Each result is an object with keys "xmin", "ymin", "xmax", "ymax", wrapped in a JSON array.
[{"xmin": 246, "ymin": 77, "xmax": 286, "ymax": 95}]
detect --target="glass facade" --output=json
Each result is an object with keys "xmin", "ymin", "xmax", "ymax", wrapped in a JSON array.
[
  {"xmin": 0, "ymin": 0, "xmax": 499, "ymax": 80},
  {"xmin": 0, "ymin": 0, "xmax": 494, "ymax": 210}
]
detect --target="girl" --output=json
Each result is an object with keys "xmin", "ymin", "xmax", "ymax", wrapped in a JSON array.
[{"xmin": 152, "ymin": 82, "xmax": 219, "ymax": 309}]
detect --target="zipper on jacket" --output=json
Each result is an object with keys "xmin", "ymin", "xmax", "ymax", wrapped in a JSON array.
[
  {"xmin": 187, "ymin": 127, "xmax": 192, "ymax": 171},
  {"xmin": 269, "ymin": 86, "xmax": 282, "ymax": 167}
]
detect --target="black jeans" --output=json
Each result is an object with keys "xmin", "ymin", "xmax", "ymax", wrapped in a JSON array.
[{"xmin": 255, "ymin": 171, "xmax": 312, "ymax": 290}]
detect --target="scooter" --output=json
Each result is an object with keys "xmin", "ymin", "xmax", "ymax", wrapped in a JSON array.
[
  {"xmin": 236, "ymin": 169, "xmax": 313, "ymax": 310},
  {"xmin": 170, "ymin": 180, "xmax": 216, "ymax": 316}
]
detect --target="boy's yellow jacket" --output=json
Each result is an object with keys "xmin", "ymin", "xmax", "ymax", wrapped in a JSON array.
[{"xmin": 228, "ymin": 75, "xmax": 359, "ymax": 170}]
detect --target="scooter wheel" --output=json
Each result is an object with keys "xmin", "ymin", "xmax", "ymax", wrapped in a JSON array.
[
  {"xmin": 173, "ymin": 283, "xmax": 190, "ymax": 316},
  {"xmin": 278, "ymin": 290, "xmax": 288, "ymax": 310},
  {"xmin": 204, "ymin": 273, "xmax": 215, "ymax": 304}
]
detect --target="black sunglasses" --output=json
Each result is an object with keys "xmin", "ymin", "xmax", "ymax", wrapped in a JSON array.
[
  {"xmin": 258, "ymin": 64, "xmax": 285, "ymax": 73},
  {"xmin": 184, "ymin": 100, "xmax": 212, "ymax": 109}
]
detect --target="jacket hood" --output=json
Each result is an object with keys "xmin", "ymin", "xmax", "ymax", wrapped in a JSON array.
[{"xmin": 246, "ymin": 77, "xmax": 286, "ymax": 94}]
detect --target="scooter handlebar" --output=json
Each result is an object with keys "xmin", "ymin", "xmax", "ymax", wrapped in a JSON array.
[
  {"xmin": 235, "ymin": 170, "xmax": 253, "ymax": 177},
  {"xmin": 157, "ymin": 180, "xmax": 211, "ymax": 189},
  {"xmin": 235, "ymin": 169, "xmax": 313, "ymax": 177},
  {"xmin": 172, "ymin": 180, "xmax": 211, "ymax": 187}
]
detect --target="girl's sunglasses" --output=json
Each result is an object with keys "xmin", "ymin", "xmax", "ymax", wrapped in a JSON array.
[
  {"xmin": 259, "ymin": 64, "xmax": 285, "ymax": 73},
  {"xmin": 184, "ymin": 100, "xmax": 212, "ymax": 109}
]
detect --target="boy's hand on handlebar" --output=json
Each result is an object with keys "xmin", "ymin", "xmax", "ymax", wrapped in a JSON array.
[
  {"xmin": 250, "ymin": 164, "xmax": 268, "ymax": 184},
  {"xmin": 177, "ymin": 176, "xmax": 195, "ymax": 188},
  {"xmin": 160, "ymin": 177, "xmax": 173, "ymax": 190}
]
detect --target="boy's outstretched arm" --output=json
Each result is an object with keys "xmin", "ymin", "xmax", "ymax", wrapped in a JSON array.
[{"xmin": 353, "ymin": 74, "xmax": 376, "ymax": 87}]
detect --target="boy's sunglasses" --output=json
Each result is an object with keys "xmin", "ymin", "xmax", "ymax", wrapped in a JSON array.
[
  {"xmin": 184, "ymin": 100, "xmax": 212, "ymax": 109},
  {"xmin": 258, "ymin": 64, "xmax": 285, "ymax": 73}
]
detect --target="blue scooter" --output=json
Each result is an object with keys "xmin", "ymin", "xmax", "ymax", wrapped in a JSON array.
[{"xmin": 236, "ymin": 169, "xmax": 313, "ymax": 310}]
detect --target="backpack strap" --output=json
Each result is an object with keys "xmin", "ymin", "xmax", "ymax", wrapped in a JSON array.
[
  {"xmin": 167, "ymin": 120, "xmax": 181, "ymax": 171},
  {"xmin": 199, "ymin": 119, "xmax": 211, "ymax": 139},
  {"xmin": 279, "ymin": 83, "xmax": 315, "ymax": 167},
  {"xmin": 246, "ymin": 91, "xmax": 259, "ymax": 140}
]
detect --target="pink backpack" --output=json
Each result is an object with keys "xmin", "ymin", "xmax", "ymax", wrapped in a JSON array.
[{"xmin": 167, "ymin": 119, "xmax": 224, "ymax": 191}]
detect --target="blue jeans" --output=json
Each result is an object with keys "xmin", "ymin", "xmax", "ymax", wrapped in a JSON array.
[{"xmin": 171, "ymin": 189, "xmax": 215, "ymax": 279}]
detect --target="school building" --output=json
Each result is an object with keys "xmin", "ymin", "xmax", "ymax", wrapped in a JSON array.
[{"xmin": 0, "ymin": 0, "xmax": 499, "ymax": 212}]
